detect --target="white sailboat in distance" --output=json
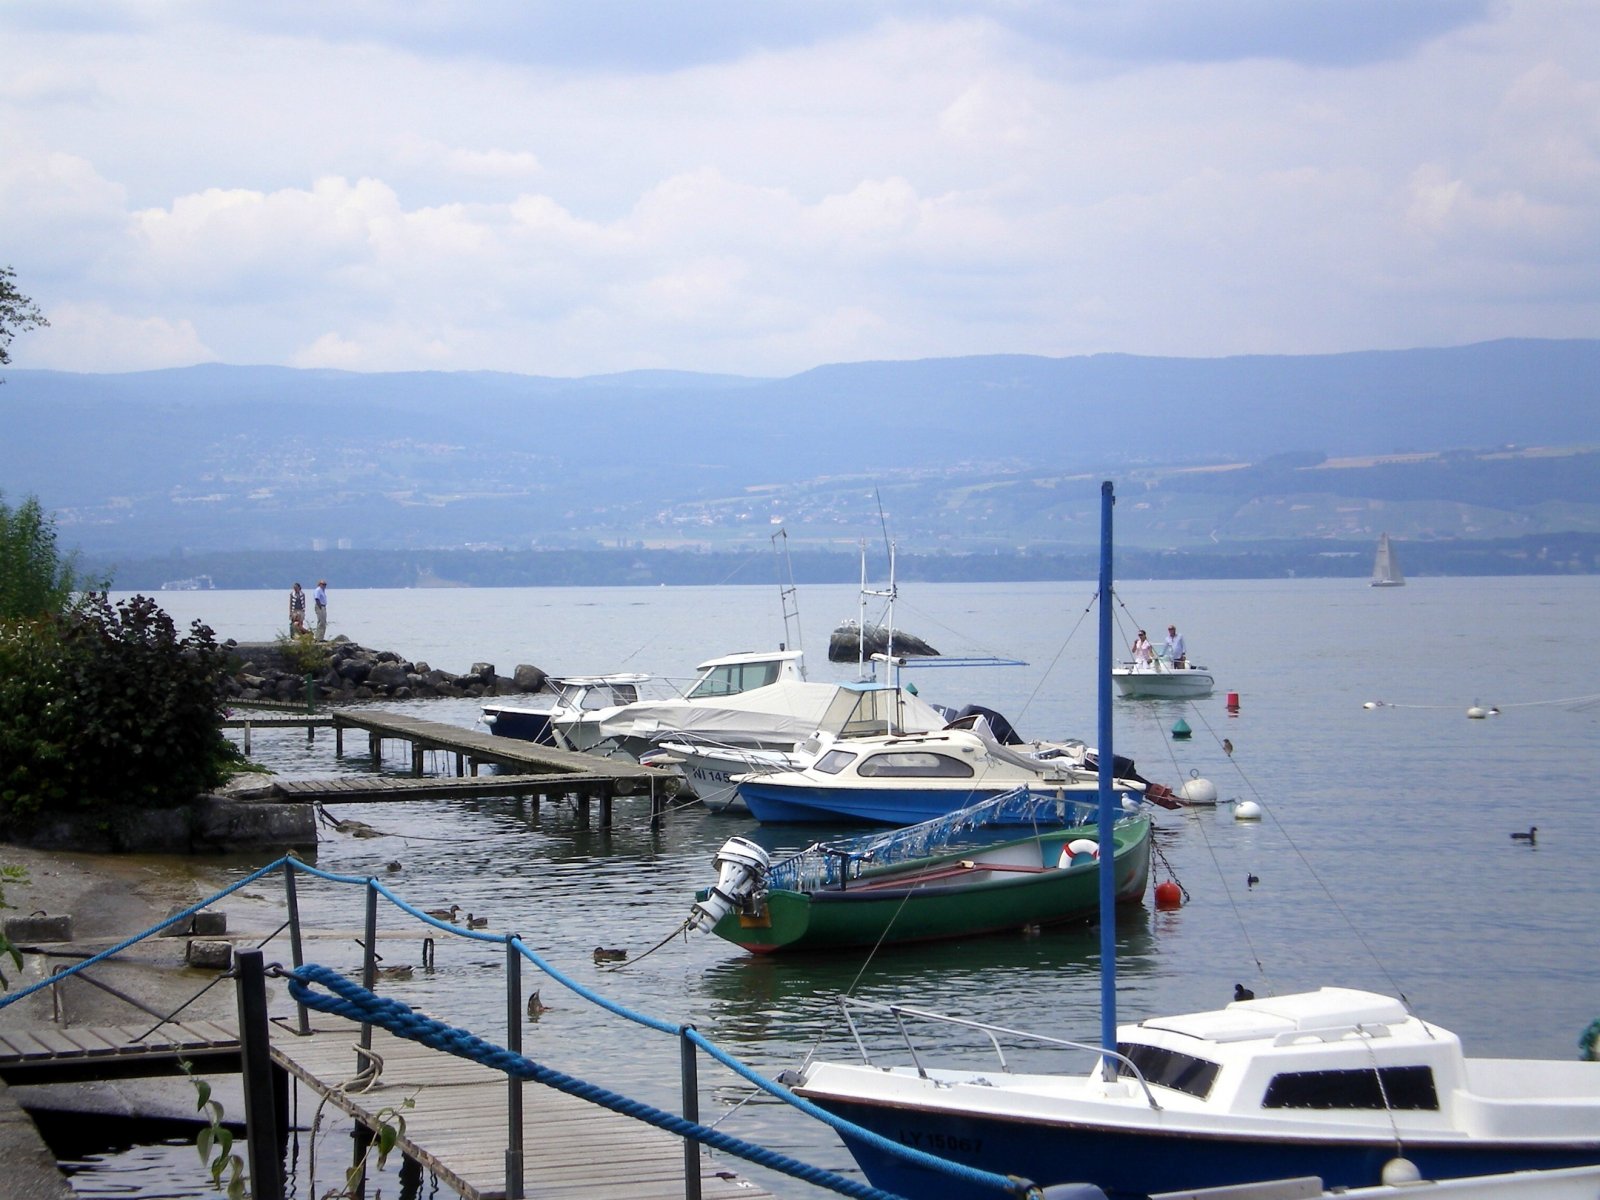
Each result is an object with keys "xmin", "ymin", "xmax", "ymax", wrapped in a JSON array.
[{"xmin": 1371, "ymin": 532, "xmax": 1405, "ymax": 587}]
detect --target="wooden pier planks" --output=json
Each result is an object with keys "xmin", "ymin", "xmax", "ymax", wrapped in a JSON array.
[
  {"xmin": 0, "ymin": 1020, "xmax": 242, "ymax": 1083},
  {"xmin": 271, "ymin": 1021, "xmax": 777, "ymax": 1200},
  {"xmin": 272, "ymin": 773, "xmax": 625, "ymax": 804},
  {"xmin": 331, "ymin": 710, "xmax": 656, "ymax": 781}
]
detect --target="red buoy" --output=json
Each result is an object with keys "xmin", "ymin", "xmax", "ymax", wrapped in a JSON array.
[
  {"xmin": 1226, "ymin": 691, "xmax": 1240, "ymax": 711},
  {"xmin": 1154, "ymin": 880, "xmax": 1183, "ymax": 910}
]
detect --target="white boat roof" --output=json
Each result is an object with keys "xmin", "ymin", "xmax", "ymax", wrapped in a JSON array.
[
  {"xmin": 694, "ymin": 648, "xmax": 806, "ymax": 671},
  {"xmin": 1137, "ymin": 988, "xmax": 1414, "ymax": 1046},
  {"xmin": 549, "ymin": 673, "xmax": 651, "ymax": 686}
]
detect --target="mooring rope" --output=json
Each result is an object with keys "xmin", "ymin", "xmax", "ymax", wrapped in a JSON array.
[{"xmin": 287, "ymin": 963, "xmax": 1035, "ymax": 1199}]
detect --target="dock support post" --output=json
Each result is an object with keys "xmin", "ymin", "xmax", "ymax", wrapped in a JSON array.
[
  {"xmin": 576, "ymin": 791, "xmax": 590, "ymax": 829},
  {"xmin": 455, "ymin": 751, "xmax": 465, "ymax": 777},
  {"xmin": 283, "ymin": 858, "xmax": 310, "ymax": 1035},
  {"xmin": 357, "ymin": 882, "xmax": 378, "ymax": 1074},
  {"xmin": 650, "ymin": 776, "xmax": 663, "ymax": 831},
  {"xmin": 679, "ymin": 1027, "xmax": 702, "ymax": 1200},
  {"xmin": 504, "ymin": 938, "xmax": 526, "ymax": 1200},
  {"xmin": 335, "ymin": 722, "xmax": 344, "ymax": 756},
  {"xmin": 242, "ymin": 722, "xmax": 253, "ymax": 756},
  {"xmin": 234, "ymin": 948, "xmax": 285, "ymax": 1200},
  {"xmin": 599, "ymin": 789, "xmax": 613, "ymax": 831},
  {"xmin": 369, "ymin": 732, "xmax": 380, "ymax": 767}
]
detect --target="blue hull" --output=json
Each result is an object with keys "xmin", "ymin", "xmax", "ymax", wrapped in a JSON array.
[
  {"xmin": 738, "ymin": 782, "xmax": 1018, "ymax": 825},
  {"xmin": 482, "ymin": 709, "xmax": 555, "ymax": 744},
  {"xmin": 817, "ymin": 1098, "xmax": 1600, "ymax": 1200}
]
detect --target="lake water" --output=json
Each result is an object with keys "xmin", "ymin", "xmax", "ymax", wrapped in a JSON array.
[{"xmin": 63, "ymin": 576, "xmax": 1600, "ymax": 1197}]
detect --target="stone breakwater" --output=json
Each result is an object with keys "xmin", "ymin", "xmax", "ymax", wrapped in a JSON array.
[{"xmin": 222, "ymin": 638, "xmax": 549, "ymax": 704}]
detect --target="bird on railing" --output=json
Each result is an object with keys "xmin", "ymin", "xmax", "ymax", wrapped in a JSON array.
[
  {"xmin": 593, "ymin": 946, "xmax": 628, "ymax": 963},
  {"xmin": 1234, "ymin": 983, "xmax": 1256, "ymax": 1002},
  {"xmin": 423, "ymin": 904, "xmax": 461, "ymax": 922},
  {"xmin": 1510, "ymin": 827, "xmax": 1538, "ymax": 844},
  {"xmin": 1222, "ymin": 738, "xmax": 1233, "ymax": 756},
  {"xmin": 466, "ymin": 913, "xmax": 489, "ymax": 929}
]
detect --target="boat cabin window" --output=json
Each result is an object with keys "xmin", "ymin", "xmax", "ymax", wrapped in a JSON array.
[
  {"xmin": 857, "ymin": 752, "xmax": 974, "ymax": 779},
  {"xmin": 688, "ymin": 661, "xmax": 780, "ymax": 700},
  {"xmin": 1261, "ymin": 1066, "xmax": 1438, "ymax": 1111},
  {"xmin": 1116, "ymin": 1043, "xmax": 1220, "ymax": 1100},
  {"xmin": 813, "ymin": 750, "xmax": 858, "ymax": 775}
]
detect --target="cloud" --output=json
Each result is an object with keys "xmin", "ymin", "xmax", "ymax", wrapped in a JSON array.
[{"xmin": 0, "ymin": 1, "xmax": 1595, "ymax": 376}]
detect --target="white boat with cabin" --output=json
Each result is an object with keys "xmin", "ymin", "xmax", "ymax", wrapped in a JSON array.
[
  {"xmin": 1111, "ymin": 656, "xmax": 1215, "ymax": 699},
  {"xmin": 480, "ymin": 673, "xmax": 650, "ymax": 745}
]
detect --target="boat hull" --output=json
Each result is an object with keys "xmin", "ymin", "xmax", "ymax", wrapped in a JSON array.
[
  {"xmin": 1111, "ymin": 666, "xmax": 1214, "ymax": 699},
  {"xmin": 710, "ymin": 819, "xmax": 1150, "ymax": 953},
  {"xmin": 738, "ymin": 780, "xmax": 1127, "ymax": 826},
  {"xmin": 479, "ymin": 707, "xmax": 557, "ymax": 744},
  {"xmin": 810, "ymin": 1095, "xmax": 1600, "ymax": 1200}
]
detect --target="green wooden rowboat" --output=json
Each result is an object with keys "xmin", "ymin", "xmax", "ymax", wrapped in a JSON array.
[{"xmin": 695, "ymin": 812, "xmax": 1151, "ymax": 955}]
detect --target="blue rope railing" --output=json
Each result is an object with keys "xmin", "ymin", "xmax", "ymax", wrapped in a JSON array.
[{"xmin": 1, "ymin": 854, "xmax": 1040, "ymax": 1198}]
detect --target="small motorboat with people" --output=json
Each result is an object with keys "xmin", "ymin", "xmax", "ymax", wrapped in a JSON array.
[
  {"xmin": 479, "ymin": 673, "xmax": 651, "ymax": 745},
  {"xmin": 786, "ymin": 484, "xmax": 1600, "ymax": 1199},
  {"xmin": 1113, "ymin": 623, "xmax": 1214, "ymax": 698},
  {"xmin": 688, "ymin": 787, "xmax": 1152, "ymax": 954},
  {"xmin": 1110, "ymin": 657, "xmax": 1216, "ymax": 699}
]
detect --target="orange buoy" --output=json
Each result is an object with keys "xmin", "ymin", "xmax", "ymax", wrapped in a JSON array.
[{"xmin": 1154, "ymin": 880, "xmax": 1183, "ymax": 910}]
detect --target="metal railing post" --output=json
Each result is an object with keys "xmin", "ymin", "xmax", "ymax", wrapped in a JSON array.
[
  {"xmin": 357, "ymin": 881, "xmax": 378, "ymax": 1072},
  {"xmin": 505, "ymin": 938, "xmax": 525, "ymax": 1199},
  {"xmin": 233, "ymin": 948, "xmax": 285, "ymax": 1200},
  {"xmin": 283, "ymin": 858, "xmax": 309, "ymax": 1035},
  {"xmin": 680, "ymin": 1026, "xmax": 702, "ymax": 1200}
]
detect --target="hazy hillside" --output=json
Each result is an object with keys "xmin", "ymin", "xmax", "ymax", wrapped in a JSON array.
[{"xmin": 2, "ymin": 338, "xmax": 1595, "ymax": 558}]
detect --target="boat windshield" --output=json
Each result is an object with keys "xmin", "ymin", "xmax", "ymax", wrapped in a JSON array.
[
  {"xmin": 857, "ymin": 751, "xmax": 974, "ymax": 779},
  {"xmin": 687, "ymin": 660, "xmax": 781, "ymax": 700},
  {"xmin": 560, "ymin": 681, "xmax": 642, "ymax": 709},
  {"xmin": 818, "ymin": 686, "xmax": 908, "ymax": 738}
]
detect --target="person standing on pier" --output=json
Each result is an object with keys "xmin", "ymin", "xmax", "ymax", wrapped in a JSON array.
[
  {"xmin": 289, "ymin": 581, "xmax": 307, "ymax": 636},
  {"xmin": 313, "ymin": 579, "xmax": 328, "ymax": 640}
]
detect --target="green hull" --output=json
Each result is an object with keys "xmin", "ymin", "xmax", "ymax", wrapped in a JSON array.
[{"xmin": 709, "ymin": 817, "xmax": 1151, "ymax": 954}]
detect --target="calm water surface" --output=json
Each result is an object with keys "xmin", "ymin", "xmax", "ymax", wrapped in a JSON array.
[{"xmin": 76, "ymin": 577, "xmax": 1600, "ymax": 1197}]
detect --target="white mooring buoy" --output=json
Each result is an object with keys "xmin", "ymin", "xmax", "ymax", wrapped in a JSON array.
[
  {"xmin": 1180, "ymin": 776, "xmax": 1218, "ymax": 806},
  {"xmin": 1234, "ymin": 800, "xmax": 1263, "ymax": 821}
]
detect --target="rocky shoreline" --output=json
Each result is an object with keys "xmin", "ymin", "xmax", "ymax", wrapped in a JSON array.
[{"xmin": 221, "ymin": 637, "xmax": 549, "ymax": 705}]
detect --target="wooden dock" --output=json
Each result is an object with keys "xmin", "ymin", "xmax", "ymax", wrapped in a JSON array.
[
  {"xmin": 271, "ymin": 1021, "xmax": 778, "ymax": 1200},
  {"xmin": 224, "ymin": 709, "xmax": 681, "ymax": 828},
  {"xmin": 0, "ymin": 1020, "xmax": 241, "ymax": 1084},
  {"xmin": 0, "ymin": 1018, "xmax": 779, "ymax": 1200}
]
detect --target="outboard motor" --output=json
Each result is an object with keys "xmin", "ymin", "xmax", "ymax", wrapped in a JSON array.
[{"xmin": 689, "ymin": 836, "xmax": 771, "ymax": 933}]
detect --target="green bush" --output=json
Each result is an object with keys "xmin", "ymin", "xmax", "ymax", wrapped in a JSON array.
[{"xmin": 0, "ymin": 594, "xmax": 243, "ymax": 830}]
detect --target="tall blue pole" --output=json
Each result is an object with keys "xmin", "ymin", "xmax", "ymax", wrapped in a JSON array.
[{"xmin": 1097, "ymin": 480, "xmax": 1117, "ymax": 1075}]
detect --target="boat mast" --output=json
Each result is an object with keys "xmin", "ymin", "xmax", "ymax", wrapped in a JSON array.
[
  {"xmin": 1097, "ymin": 479, "xmax": 1118, "ymax": 1077},
  {"xmin": 771, "ymin": 528, "xmax": 805, "ymax": 678}
]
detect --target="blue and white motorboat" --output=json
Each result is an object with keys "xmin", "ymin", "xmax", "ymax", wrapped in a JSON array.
[
  {"xmin": 733, "ymin": 715, "xmax": 1156, "ymax": 825},
  {"xmin": 479, "ymin": 673, "xmax": 650, "ymax": 745},
  {"xmin": 789, "ymin": 482, "xmax": 1600, "ymax": 1198}
]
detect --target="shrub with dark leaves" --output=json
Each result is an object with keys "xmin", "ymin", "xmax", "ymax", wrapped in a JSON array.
[{"xmin": 0, "ymin": 594, "xmax": 240, "ymax": 830}]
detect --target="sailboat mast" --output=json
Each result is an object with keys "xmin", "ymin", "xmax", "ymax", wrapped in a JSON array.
[{"xmin": 1097, "ymin": 479, "xmax": 1117, "ymax": 1074}]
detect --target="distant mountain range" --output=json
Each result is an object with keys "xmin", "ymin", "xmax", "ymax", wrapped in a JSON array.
[{"xmin": 3, "ymin": 338, "xmax": 1596, "ymax": 574}]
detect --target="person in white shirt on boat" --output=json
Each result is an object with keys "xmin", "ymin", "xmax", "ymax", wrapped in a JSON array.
[
  {"xmin": 1131, "ymin": 630, "xmax": 1154, "ymax": 665},
  {"xmin": 1164, "ymin": 624, "xmax": 1186, "ymax": 667}
]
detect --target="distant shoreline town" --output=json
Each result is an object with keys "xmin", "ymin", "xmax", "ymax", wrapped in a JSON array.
[{"xmin": 98, "ymin": 532, "xmax": 1600, "ymax": 591}]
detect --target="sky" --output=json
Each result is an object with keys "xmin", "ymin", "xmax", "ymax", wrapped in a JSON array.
[{"xmin": 1, "ymin": 1, "xmax": 1596, "ymax": 378}]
